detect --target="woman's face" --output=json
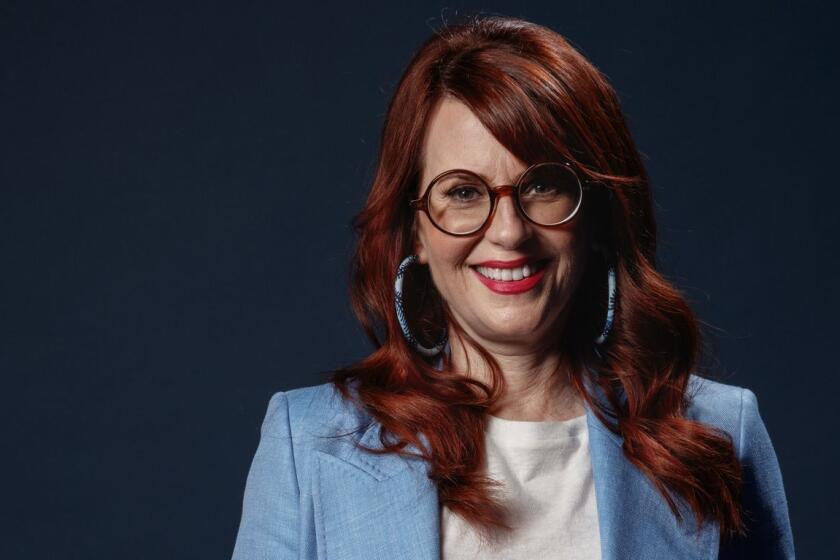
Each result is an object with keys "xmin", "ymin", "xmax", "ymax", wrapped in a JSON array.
[{"xmin": 414, "ymin": 96, "xmax": 589, "ymax": 349}]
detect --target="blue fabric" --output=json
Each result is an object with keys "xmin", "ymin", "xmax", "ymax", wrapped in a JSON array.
[{"xmin": 231, "ymin": 375, "xmax": 795, "ymax": 559}]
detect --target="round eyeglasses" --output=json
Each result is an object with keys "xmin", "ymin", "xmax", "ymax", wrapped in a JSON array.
[{"xmin": 410, "ymin": 161, "xmax": 589, "ymax": 236}]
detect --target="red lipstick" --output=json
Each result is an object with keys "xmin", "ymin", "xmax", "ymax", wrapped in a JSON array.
[
  {"xmin": 470, "ymin": 258, "xmax": 548, "ymax": 295},
  {"xmin": 475, "ymin": 256, "xmax": 535, "ymax": 268}
]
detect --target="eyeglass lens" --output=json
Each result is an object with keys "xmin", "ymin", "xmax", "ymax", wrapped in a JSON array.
[{"xmin": 427, "ymin": 163, "xmax": 581, "ymax": 235}]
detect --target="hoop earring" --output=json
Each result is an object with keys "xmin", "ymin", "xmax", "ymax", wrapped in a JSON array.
[
  {"xmin": 394, "ymin": 255, "xmax": 448, "ymax": 357},
  {"xmin": 594, "ymin": 264, "xmax": 616, "ymax": 346}
]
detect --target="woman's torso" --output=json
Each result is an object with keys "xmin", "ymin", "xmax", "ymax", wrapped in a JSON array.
[{"xmin": 441, "ymin": 412, "xmax": 601, "ymax": 559}]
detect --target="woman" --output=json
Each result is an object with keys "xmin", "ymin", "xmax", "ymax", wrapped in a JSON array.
[{"xmin": 231, "ymin": 15, "xmax": 794, "ymax": 560}]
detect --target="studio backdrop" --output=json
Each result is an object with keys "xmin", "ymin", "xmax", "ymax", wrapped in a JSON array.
[{"xmin": 1, "ymin": 1, "xmax": 837, "ymax": 558}]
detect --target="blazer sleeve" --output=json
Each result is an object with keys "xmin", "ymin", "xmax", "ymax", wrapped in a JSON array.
[
  {"xmin": 231, "ymin": 391, "xmax": 299, "ymax": 559},
  {"xmin": 720, "ymin": 388, "xmax": 796, "ymax": 559}
]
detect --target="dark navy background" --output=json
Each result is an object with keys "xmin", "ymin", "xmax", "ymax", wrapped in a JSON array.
[{"xmin": 2, "ymin": 1, "xmax": 836, "ymax": 557}]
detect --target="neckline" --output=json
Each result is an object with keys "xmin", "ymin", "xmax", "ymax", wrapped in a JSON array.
[{"xmin": 485, "ymin": 412, "xmax": 588, "ymax": 441}]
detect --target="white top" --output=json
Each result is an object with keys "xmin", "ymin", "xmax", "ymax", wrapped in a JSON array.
[{"xmin": 440, "ymin": 413, "xmax": 602, "ymax": 559}]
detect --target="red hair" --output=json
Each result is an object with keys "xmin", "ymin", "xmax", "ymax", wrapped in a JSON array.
[{"xmin": 329, "ymin": 14, "xmax": 745, "ymax": 540}]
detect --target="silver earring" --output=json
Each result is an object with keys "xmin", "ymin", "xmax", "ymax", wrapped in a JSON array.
[{"xmin": 394, "ymin": 255, "xmax": 448, "ymax": 356}]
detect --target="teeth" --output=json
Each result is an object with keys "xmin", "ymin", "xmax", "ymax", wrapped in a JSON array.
[{"xmin": 475, "ymin": 261, "xmax": 542, "ymax": 282}]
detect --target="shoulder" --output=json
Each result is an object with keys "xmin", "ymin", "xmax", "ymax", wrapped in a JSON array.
[
  {"xmin": 684, "ymin": 373, "xmax": 767, "ymax": 461},
  {"xmin": 259, "ymin": 381, "xmax": 372, "ymax": 450},
  {"xmin": 685, "ymin": 379, "xmax": 795, "ymax": 556},
  {"xmin": 233, "ymin": 382, "xmax": 369, "ymax": 558}
]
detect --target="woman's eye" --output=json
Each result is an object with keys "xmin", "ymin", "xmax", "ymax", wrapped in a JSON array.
[
  {"xmin": 525, "ymin": 183, "xmax": 556, "ymax": 194},
  {"xmin": 446, "ymin": 185, "xmax": 483, "ymax": 201},
  {"xmin": 521, "ymin": 182, "xmax": 565, "ymax": 198}
]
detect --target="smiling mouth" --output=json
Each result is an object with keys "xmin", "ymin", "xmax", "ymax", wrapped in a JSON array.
[{"xmin": 470, "ymin": 258, "xmax": 550, "ymax": 282}]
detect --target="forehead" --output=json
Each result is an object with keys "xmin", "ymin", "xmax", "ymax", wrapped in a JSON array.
[{"xmin": 420, "ymin": 96, "xmax": 527, "ymax": 187}]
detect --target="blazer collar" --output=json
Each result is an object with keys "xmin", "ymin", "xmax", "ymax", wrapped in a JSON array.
[{"xmin": 312, "ymin": 374, "xmax": 719, "ymax": 560}]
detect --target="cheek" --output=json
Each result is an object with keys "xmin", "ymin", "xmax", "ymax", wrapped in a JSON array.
[
  {"xmin": 545, "ymin": 232, "xmax": 588, "ymax": 286},
  {"xmin": 563, "ymin": 233, "xmax": 587, "ymax": 264},
  {"xmin": 540, "ymin": 225, "xmax": 586, "ymax": 262},
  {"xmin": 421, "ymin": 225, "xmax": 473, "ymax": 268},
  {"xmin": 564, "ymin": 236, "xmax": 590, "ymax": 291},
  {"xmin": 422, "ymin": 236, "xmax": 478, "ymax": 302}
]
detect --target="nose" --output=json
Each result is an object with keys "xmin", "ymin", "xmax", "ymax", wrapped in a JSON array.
[{"xmin": 483, "ymin": 193, "xmax": 532, "ymax": 248}]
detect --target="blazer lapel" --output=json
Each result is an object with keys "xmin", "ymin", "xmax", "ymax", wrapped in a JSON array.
[
  {"xmin": 313, "ymin": 419, "xmax": 440, "ymax": 560},
  {"xmin": 584, "ymin": 381, "xmax": 720, "ymax": 559}
]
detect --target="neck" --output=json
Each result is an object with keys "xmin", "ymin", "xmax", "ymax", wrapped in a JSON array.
[{"xmin": 446, "ymin": 330, "xmax": 585, "ymax": 422}]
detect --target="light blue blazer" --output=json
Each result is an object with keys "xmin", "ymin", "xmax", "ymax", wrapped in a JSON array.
[{"xmin": 231, "ymin": 375, "xmax": 795, "ymax": 559}]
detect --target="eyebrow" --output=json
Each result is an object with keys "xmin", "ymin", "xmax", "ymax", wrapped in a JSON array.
[{"xmin": 425, "ymin": 167, "xmax": 523, "ymax": 185}]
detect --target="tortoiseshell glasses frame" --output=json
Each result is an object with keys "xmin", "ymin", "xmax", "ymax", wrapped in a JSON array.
[{"xmin": 409, "ymin": 160, "xmax": 593, "ymax": 237}]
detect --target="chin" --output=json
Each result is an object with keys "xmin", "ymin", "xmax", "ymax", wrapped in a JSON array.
[{"xmin": 476, "ymin": 320, "xmax": 541, "ymax": 343}]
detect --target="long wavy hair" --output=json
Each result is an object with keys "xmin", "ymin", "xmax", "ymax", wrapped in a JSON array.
[{"xmin": 329, "ymin": 14, "xmax": 745, "ymax": 541}]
